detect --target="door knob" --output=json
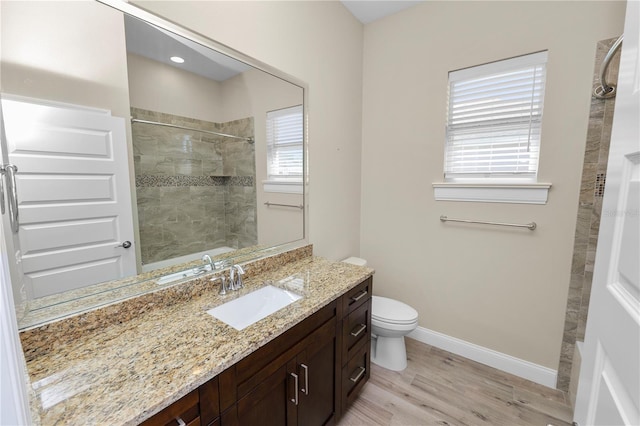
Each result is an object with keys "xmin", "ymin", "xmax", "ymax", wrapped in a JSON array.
[{"xmin": 116, "ymin": 241, "xmax": 132, "ymax": 249}]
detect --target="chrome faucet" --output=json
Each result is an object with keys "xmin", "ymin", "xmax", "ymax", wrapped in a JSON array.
[
  {"xmin": 229, "ymin": 264, "xmax": 245, "ymax": 291},
  {"xmin": 211, "ymin": 275, "xmax": 228, "ymax": 295},
  {"xmin": 201, "ymin": 254, "xmax": 214, "ymax": 272}
]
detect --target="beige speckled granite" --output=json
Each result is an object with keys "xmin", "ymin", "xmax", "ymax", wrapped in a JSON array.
[
  {"xmin": 19, "ymin": 243, "xmax": 307, "ymax": 330},
  {"xmin": 20, "ymin": 245, "xmax": 312, "ymax": 361},
  {"xmin": 20, "ymin": 252, "xmax": 373, "ymax": 425}
]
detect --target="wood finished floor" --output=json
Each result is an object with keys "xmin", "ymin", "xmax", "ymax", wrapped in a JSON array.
[{"xmin": 338, "ymin": 338, "xmax": 573, "ymax": 426}]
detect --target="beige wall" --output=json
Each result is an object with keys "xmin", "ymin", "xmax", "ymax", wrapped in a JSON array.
[
  {"xmin": 360, "ymin": 1, "xmax": 626, "ymax": 369},
  {"xmin": 134, "ymin": 0, "xmax": 364, "ymax": 260},
  {"xmin": 221, "ymin": 68, "xmax": 304, "ymax": 247},
  {"xmin": 127, "ymin": 53, "xmax": 223, "ymax": 122},
  {"xmin": 0, "ymin": 1, "xmax": 130, "ymax": 117}
]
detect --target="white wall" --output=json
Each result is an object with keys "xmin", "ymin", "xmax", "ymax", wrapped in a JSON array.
[
  {"xmin": 134, "ymin": 0, "xmax": 365, "ymax": 260},
  {"xmin": 360, "ymin": 1, "xmax": 626, "ymax": 370}
]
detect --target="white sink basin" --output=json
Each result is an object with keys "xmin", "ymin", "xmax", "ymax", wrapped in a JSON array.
[{"xmin": 206, "ymin": 285, "xmax": 302, "ymax": 330}]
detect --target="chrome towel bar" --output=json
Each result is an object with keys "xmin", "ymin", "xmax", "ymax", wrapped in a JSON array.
[
  {"xmin": 440, "ymin": 215, "xmax": 536, "ymax": 231},
  {"xmin": 265, "ymin": 202, "xmax": 303, "ymax": 209}
]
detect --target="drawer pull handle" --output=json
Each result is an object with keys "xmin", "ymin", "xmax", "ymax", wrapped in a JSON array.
[
  {"xmin": 350, "ymin": 290, "xmax": 367, "ymax": 303},
  {"xmin": 350, "ymin": 323, "xmax": 367, "ymax": 337},
  {"xmin": 290, "ymin": 372, "xmax": 299, "ymax": 405},
  {"xmin": 349, "ymin": 366, "xmax": 366, "ymax": 383},
  {"xmin": 175, "ymin": 417, "xmax": 186, "ymax": 426},
  {"xmin": 300, "ymin": 363, "xmax": 309, "ymax": 395}
]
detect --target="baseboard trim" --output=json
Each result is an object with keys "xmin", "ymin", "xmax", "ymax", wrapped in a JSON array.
[{"xmin": 408, "ymin": 326, "xmax": 558, "ymax": 388}]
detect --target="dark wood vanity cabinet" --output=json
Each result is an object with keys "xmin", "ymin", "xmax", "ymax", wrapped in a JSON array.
[
  {"xmin": 141, "ymin": 277, "xmax": 372, "ymax": 426},
  {"xmin": 141, "ymin": 377, "xmax": 220, "ymax": 426},
  {"xmin": 339, "ymin": 278, "xmax": 372, "ymax": 411},
  {"xmin": 220, "ymin": 301, "xmax": 338, "ymax": 426},
  {"xmin": 140, "ymin": 388, "xmax": 202, "ymax": 426}
]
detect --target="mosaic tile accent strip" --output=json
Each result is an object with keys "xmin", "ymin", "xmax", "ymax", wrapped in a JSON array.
[
  {"xmin": 228, "ymin": 176, "xmax": 255, "ymax": 187},
  {"xmin": 136, "ymin": 175, "xmax": 230, "ymax": 188},
  {"xmin": 134, "ymin": 175, "xmax": 255, "ymax": 187},
  {"xmin": 595, "ymin": 173, "xmax": 606, "ymax": 197}
]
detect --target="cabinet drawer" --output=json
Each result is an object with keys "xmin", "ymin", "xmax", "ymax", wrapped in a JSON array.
[
  {"xmin": 342, "ymin": 277, "xmax": 372, "ymax": 315},
  {"xmin": 140, "ymin": 389, "xmax": 199, "ymax": 426},
  {"xmin": 341, "ymin": 339, "xmax": 370, "ymax": 408},
  {"xmin": 341, "ymin": 298, "xmax": 371, "ymax": 362}
]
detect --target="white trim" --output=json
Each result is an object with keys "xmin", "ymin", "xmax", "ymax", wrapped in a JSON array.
[
  {"xmin": 1, "ymin": 92, "xmax": 111, "ymax": 115},
  {"xmin": 408, "ymin": 326, "xmax": 558, "ymax": 388},
  {"xmin": 433, "ymin": 182, "xmax": 551, "ymax": 204},
  {"xmin": 263, "ymin": 181, "xmax": 303, "ymax": 194},
  {"xmin": 1, "ymin": 221, "xmax": 32, "ymax": 425},
  {"xmin": 450, "ymin": 51, "xmax": 549, "ymax": 81}
]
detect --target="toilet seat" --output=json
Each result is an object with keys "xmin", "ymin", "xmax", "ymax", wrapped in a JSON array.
[{"xmin": 372, "ymin": 296, "xmax": 418, "ymax": 325}]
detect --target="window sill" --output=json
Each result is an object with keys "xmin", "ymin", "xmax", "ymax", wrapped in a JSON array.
[
  {"xmin": 263, "ymin": 180, "xmax": 303, "ymax": 194},
  {"xmin": 432, "ymin": 182, "xmax": 551, "ymax": 204}
]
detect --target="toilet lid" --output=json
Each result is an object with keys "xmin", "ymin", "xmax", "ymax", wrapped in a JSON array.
[{"xmin": 372, "ymin": 296, "xmax": 418, "ymax": 324}]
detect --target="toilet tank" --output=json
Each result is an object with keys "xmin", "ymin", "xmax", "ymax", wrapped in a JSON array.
[{"xmin": 342, "ymin": 257, "xmax": 367, "ymax": 266}]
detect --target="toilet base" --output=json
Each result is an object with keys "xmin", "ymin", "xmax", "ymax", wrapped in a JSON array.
[{"xmin": 371, "ymin": 335, "xmax": 408, "ymax": 371}]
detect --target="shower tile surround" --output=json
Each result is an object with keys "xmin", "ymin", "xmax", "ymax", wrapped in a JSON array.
[
  {"xmin": 557, "ymin": 38, "xmax": 620, "ymax": 396},
  {"xmin": 131, "ymin": 107, "xmax": 257, "ymax": 265},
  {"xmin": 19, "ymin": 245, "xmax": 377, "ymax": 425}
]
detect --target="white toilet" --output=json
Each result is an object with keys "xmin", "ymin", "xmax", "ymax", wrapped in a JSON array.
[{"xmin": 342, "ymin": 257, "xmax": 419, "ymax": 371}]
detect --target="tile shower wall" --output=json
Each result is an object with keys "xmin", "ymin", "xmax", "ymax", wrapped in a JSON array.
[
  {"xmin": 557, "ymin": 38, "xmax": 620, "ymax": 393},
  {"xmin": 131, "ymin": 107, "xmax": 257, "ymax": 265}
]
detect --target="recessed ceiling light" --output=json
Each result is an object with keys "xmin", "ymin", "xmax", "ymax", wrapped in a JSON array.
[{"xmin": 170, "ymin": 56, "xmax": 185, "ymax": 64}]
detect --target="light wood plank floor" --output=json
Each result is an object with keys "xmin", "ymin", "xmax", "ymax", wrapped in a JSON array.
[{"xmin": 338, "ymin": 338, "xmax": 573, "ymax": 426}]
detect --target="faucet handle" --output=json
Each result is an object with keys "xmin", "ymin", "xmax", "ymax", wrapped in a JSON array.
[{"xmin": 211, "ymin": 275, "xmax": 227, "ymax": 295}]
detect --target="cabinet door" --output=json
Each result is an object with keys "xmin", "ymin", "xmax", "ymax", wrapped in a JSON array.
[
  {"xmin": 297, "ymin": 319, "xmax": 337, "ymax": 426},
  {"xmin": 234, "ymin": 359, "xmax": 298, "ymax": 426},
  {"xmin": 140, "ymin": 389, "xmax": 200, "ymax": 426}
]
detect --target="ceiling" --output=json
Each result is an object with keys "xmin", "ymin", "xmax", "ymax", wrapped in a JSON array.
[
  {"xmin": 124, "ymin": 2, "xmax": 425, "ymax": 82},
  {"xmin": 341, "ymin": 0, "xmax": 425, "ymax": 24},
  {"xmin": 124, "ymin": 15, "xmax": 251, "ymax": 82}
]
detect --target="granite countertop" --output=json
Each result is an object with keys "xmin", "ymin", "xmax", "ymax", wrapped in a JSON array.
[{"xmin": 21, "ymin": 255, "xmax": 374, "ymax": 425}]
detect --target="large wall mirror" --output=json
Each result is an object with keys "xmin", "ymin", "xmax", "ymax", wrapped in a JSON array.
[{"xmin": 0, "ymin": 0, "xmax": 307, "ymax": 329}]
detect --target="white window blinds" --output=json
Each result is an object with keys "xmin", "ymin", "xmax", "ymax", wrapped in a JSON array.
[
  {"xmin": 445, "ymin": 51, "xmax": 548, "ymax": 180},
  {"xmin": 266, "ymin": 105, "xmax": 303, "ymax": 181}
]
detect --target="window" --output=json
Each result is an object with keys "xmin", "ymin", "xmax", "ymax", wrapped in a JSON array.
[
  {"xmin": 445, "ymin": 51, "xmax": 548, "ymax": 181},
  {"xmin": 434, "ymin": 51, "xmax": 551, "ymax": 204},
  {"xmin": 265, "ymin": 105, "xmax": 303, "ymax": 192}
]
